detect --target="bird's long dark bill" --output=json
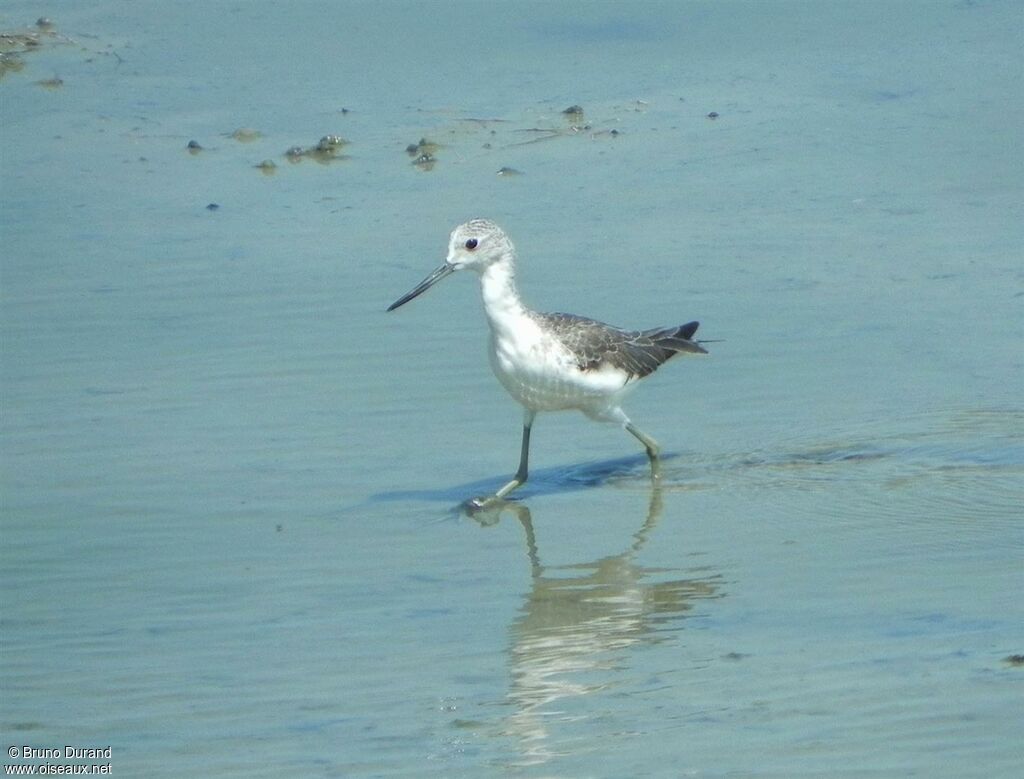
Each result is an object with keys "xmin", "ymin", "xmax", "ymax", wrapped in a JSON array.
[{"xmin": 387, "ymin": 263, "xmax": 455, "ymax": 311}]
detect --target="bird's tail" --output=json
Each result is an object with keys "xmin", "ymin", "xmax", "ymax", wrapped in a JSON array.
[{"xmin": 644, "ymin": 321, "xmax": 709, "ymax": 355}]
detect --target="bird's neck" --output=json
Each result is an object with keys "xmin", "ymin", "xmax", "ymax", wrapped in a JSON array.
[{"xmin": 478, "ymin": 258, "xmax": 528, "ymax": 329}]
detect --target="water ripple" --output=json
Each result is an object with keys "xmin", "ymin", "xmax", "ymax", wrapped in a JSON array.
[{"xmin": 662, "ymin": 407, "xmax": 1023, "ymax": 531}]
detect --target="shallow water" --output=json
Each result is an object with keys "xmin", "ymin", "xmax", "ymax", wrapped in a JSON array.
[{"xmin": 2, "ymin": 1, "xmax": 1022, "ymax": 777}]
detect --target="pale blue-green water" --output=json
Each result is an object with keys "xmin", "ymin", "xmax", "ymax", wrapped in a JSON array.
[{"xmin": 2, "ymin": 2, "xmax": 1022, "ymax": 777}]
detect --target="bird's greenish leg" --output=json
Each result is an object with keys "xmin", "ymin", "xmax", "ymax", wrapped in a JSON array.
[
  {"xmin": 472, "ymin": 410, "xmax": 535, "ymax": 507},
  {"xmin": 625, "ymin": 421, "xmax": 662, "ymax": 479}
]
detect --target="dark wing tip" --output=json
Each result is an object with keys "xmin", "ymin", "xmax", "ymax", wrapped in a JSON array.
[
  {"xmin": 657, "ymin": 321, "xmax": 707, "ymax": 355},
  {"xmin": 679, "ymin": 321, "xmax": 700, "ymax": 340}
]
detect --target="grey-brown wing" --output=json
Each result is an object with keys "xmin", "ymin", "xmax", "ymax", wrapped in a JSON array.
[{"xmin": 535, "ymin": 312, "xmax": 706, "ymax": 379}]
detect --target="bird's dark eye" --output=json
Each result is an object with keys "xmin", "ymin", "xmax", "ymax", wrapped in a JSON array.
[{"xmin": 464, "ymin": 238, "xmax": 478, "ymax": 250}]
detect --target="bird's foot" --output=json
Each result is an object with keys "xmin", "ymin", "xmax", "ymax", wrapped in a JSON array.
[
  {"xmin": 464, "ymin": 494, "xmax": 515, "ymax": 523},
  {"xmin": 466, "ymin": 494, "xmax": 504, "ymax": 511}
]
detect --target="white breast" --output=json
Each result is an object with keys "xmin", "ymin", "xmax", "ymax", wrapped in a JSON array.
[
  {"xmin": 476, "ymin": 257, "xmax": 635, "ymax": 415},
  {"xmin": 487, "ymin": 315, "xmax": 634, "ymax": 413}
]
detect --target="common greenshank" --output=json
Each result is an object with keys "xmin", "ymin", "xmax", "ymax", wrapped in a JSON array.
[{"xmin": 388, "ymin": 219, "xmax": 708, "ymax": 507}]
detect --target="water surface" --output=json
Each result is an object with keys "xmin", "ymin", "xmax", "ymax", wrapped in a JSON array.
[{"xmin": 2, "ymin": 1, "xmax": 1021, "ymax": 776}]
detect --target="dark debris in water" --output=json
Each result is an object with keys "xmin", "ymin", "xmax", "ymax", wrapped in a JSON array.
[
  {"xmin": 0, "ymin": 18, "xmax": 77, "ymax": 80},
  {"xmin": 406, "ymin": 138, "xmax": 442, "ymax": 170},
  {"xmin": 284, "ymin": 135, "xmax": 349, "ymax": 165},
  {"xmin": 163, "ymin": 99, "xmax": 717, "ymax": 178},
  {"xmin": 0, "ymin": 21, "xmax": 61, "ymax": 79},
  {"xmin": 228, "ymin": 127, "xmax": 261, "ymax": 143},
  {"xmin": 411, "ymin": 154, "xmax": 436, "ymax": 171},
  {"xmin": 406, "ymin": 137, "xmax": 441, "ymax": 157},
  {"xmin": 1, "ymin": 30, "xmax": 49, "ymax": 53},
  {"xmin": 7, "ymin": 721, "xmax": 45, "ymax": 731}
]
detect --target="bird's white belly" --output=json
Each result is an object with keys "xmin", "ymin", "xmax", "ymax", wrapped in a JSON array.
[{"xmin": 488, "ymin": 328, "xmax": 632, "ymax": 413}]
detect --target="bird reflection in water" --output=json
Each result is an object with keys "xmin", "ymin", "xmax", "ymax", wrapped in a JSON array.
[{"xmin": 468, "ymin": 487, "xmax": 724, "ymax": 767}]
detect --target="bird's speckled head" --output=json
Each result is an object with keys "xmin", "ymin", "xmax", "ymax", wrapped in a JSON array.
[
  {"xmin": 446, "ymin": 219, "xmax": 515, "ymax": 272},
  {"xmin": 386, "ymin": 218, "xmax": 516, "ymax": 312}
]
